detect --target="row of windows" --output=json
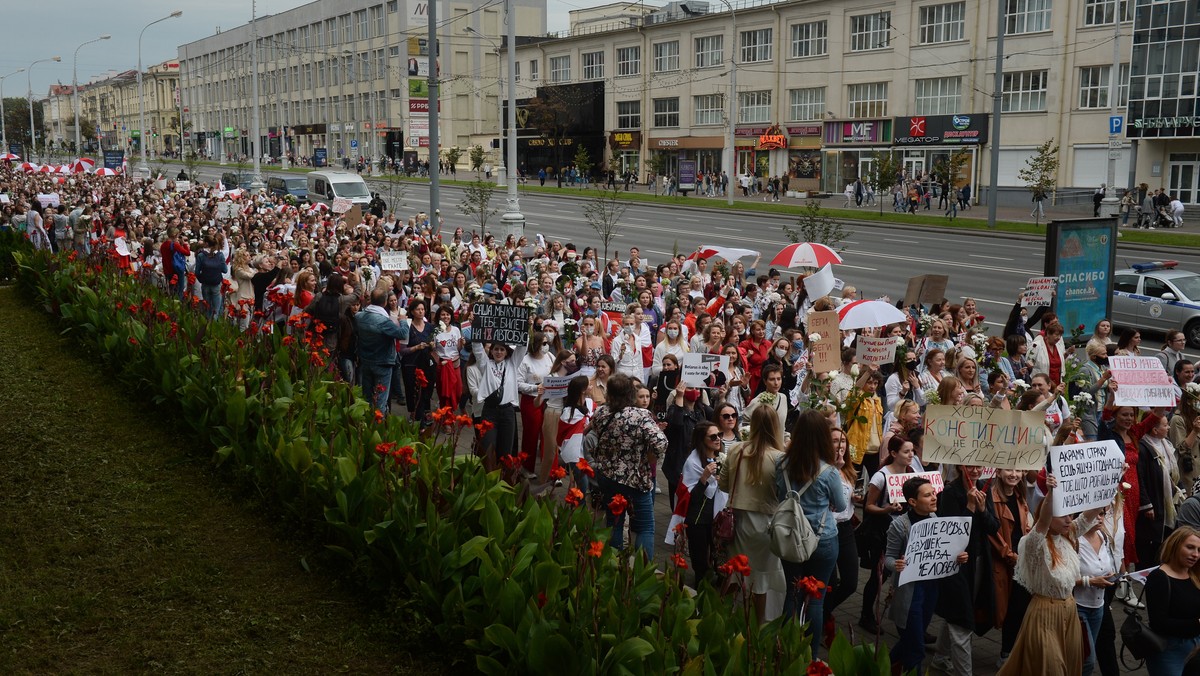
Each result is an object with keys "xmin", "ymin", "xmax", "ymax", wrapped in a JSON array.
[
  {"xmin": 608, "ymin": 67, "xmax": 1130, "ymax": 128},
  {"xmin": 544, "ymin": 0, "xmax": 1137, "ymax": 83}
]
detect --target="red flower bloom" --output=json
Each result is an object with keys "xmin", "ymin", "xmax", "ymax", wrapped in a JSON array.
[
  {"xmin": 806, "ymin": 660, "xmax": 833, "ymax": 676},
  {"xmin": 392, "ymin": 445, "xmax": 417, "ymax": 465},
  {"xmin": 498, "ymin": 454, "xmax": 518, "ymax": 470},
  {"xmin": 186, "ymin": 272, "xmax": 197, "ymax": 286},
  {"xmin": 414, "ymin": 369, "xmax": 429, "ymax": 389},
  {"xmin": 128, "ymin": 336, "xmax": 138, "ymax": 346},
  {"xmin": 374, "ymin": 410, "xmax": 384, "ymax": 424},
  {"xmin": 795, "ymin": 575, "xmax": 827, "ymax": 600},
  {"xmin": 376, "ymin": 441, "xmax": 398, "ymax": 456},
  {"xmin": 576, "ymin": 458, "xmax": 595, "ymax": 478},
  {"xmin": 282, "ymin": 335, "xmax": 295, "ymax": 346},
  {"xmin": 608, "ymin": 494, "xmax": 628, "ymax": 516},
  {"xmin": 586, "ymin": 541, "xmax": 604, "ymax": 558},
  {"xmin": 170, "ymin": 275, "xmax": 178, "ymax": 286},
  {"xmin": 718, "ymin": 554, "xmax": 752, "ymax": 577},
  {"xmin": 308, "ymin": 351, "xmax": 325, "ymax": 367},
  {"xmin": 221, "ymin": 279, "xmax": 232, "ymax": 294},
  {"xmin": 536, "ymin": 591, "xmax": 547, "ymax": 608},
  {"xmin": 564, "ymin": 487, "xmax": 584, "ymax": 507},
  {"xmin": 455, "ymin": 414, "xmax": 473, "ymax": 427},
  {"xmin": 474, "ymin": 420, "xmax": 494, "ymax": 435},
  {"xmin": 549, "ymin": 465, "xmax": 567, "ymax": 481},
  {"xmin": 670, "ymin": 553, "xmax": 688, "ymax": 569}
]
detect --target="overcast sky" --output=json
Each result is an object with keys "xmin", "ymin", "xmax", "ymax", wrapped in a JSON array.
[{"xmin": 3, "ymin": 0, "xmax": 575, "ymax": 98}]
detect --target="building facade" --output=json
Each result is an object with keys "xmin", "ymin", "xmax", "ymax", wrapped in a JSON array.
[
  {"xmin": 510, "ymin": 0, "xmax": 1140, "ymax": 202},
  {"xmin": 72, "ymin": 61, "xmax": 182, "ymax": 156},
  {"xmin": 1126, "ymin": 0, "xmax": 1200, "ymax": 203},
  {"xmin": 177, "ymin": 0, "xmax": 546, "ymax": 167}
]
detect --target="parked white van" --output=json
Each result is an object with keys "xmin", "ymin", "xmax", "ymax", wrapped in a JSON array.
[{"xmin": 306, "ymin": 171, "xmax": 371, "ymax": 208}]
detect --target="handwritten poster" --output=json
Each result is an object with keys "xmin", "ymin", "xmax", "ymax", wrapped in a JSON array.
[
  {"xmin": 1109, "ymin": 356, "xmax": 1176, "ymax": 407},
  {"xmin": 808, "ymin": 311, "xmax": 840, "ymax": 373},
  {"xmin": 1049, "ymin": 440, "xmax": 1125, "ymax": 516},
  {"xmin": 331, "ymin": 197, "xmax": 353, "ymax": 213},
  {"xmin": 378, "ymin": 251, "xmax": 409, "ymax": 271},
  {"xmin": 886, "ymin": 471, "xmax": 946, "ymax": 504},
  {"xmin": 1021, "ymin": 276, "xmax": 1057, "ymax": 308},
  {"xmin": 541, "ymin": 375, "xmax": 576, "ymax": 400},
  {"xmin": 923, "ymin": 405, "xmax": 1050, "ymax": 469},
  {"xmin": 471, "ymin": 303, "xmax": 530, "ymax": 346},
  {"xmin": 898, "ymin": 516, "xmax": 973, "ymax": 586},
  {"xmin": 856, "ymin": 336, "xmax": 898, "ymax": 368}
]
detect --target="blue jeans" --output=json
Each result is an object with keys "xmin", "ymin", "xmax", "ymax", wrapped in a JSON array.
[
  {"xmin": 1078, "ymin": 604, "xmax": 1103, "ymax": 676},
  {"xmin": 1147, "ymin": 635, "xmax": 1200, "ymax": 676},
  {"xmin": 594, "ymin": 472, "xmax": 654, "ymax": 558},
  {"xmin": 359, "ymin": 361, "xmax": 394, "ymax": 414},
  {"xmin": 891, "ymin": 580, "xmax": 939, "ymax": 671},
  {"xmin": 781, "ymin": 533, "xmax": 839, "ymax": 652},
  {"xmin": 201, "ymin": 284, "xmax": 222, "ymax": 320}
]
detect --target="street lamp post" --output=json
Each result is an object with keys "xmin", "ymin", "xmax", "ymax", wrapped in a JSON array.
[
  {"xmin": 1, "ymin": 68, "xmax": 26, "ymax": 153},
  {"xmin": 718, "ymin": 0, "xmax": 736, "ymax": 206},
  {"xmin": 465, "ymin": 26, "xmax": 505, "ymax": 187},
  {"xmin": 138, "ymin": 10, "xmax": 183, "ymax": 173},
  {"xmin": 499, "ymin": 0, "xmax": 524, "ymax": 238},
  {"xmin": 28, "ymin": 57, "xmax": 62, "ymax": 161},
  {"xmin": 74, "ymin": 35, "xmax": 111, "ymax": 157}
]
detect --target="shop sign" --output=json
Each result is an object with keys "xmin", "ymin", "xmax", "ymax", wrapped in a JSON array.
[
  {"xmin": 892, "ymin": 114, "xmax": 989, "ymax": 145},
  {"xmin": 735, "ymin": 126, "xmax": 777, "ymax": 137},
  {"xmin": 527, "ymin": 138, "xmax": 575, "ymax": 147},
  {"xmin": 654, "ymin": 138, "xmax": 680, "ymax": 147},
  {"xmin": 786, "ymin": 125, "xmax": 822, "ymax": 136},
  {"xmin": 824, "ymin": 119, "xmax": 893, "ymax": 145},
  {"xmin": 1130, "ymin": 117, "xmax": 1200, "ymax": 130},
  {"xmin": 292, "ymin": 124, "xmax": 327, "ymax": 136},
  {"xmin": 757, "ymin": 123, "xmax": 787, "ymax": 150},
  {"xmin": 609, "ymin": 131, "xmax": 641, "ymax": 149}
]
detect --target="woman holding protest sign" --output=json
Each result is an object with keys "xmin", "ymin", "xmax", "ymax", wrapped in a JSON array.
[
  {"xmin": 997, "ymin": 474, "xmax": 1103, "ymax": 676},
  {"xmin": 858, "ymin": 434, "xmax": 924, "ymax": 634},
  {"xmin": 931, "ymin": 465, "xmax": 999, "ymax": 675},
  {"xmin": 1100, "ymin": 403, "xmax": 1162, "ymax": 597}
]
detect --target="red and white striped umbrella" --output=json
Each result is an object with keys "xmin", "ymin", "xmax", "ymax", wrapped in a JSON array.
[
  {"xmin": 18, "ymin": 162, "xmax": 39, "ymax": 172},
  {"xmin": 54, "ymin": 165, "xmax": 72, "ymax": 174},
  {"xmin": 770, "ymin": 242, "xmax": 844, "ymax": 269},
  {"xmin": 836, "ymin": 299, "xmax": 908, "ymax": 330},
  {"xmin": 687, "ymin": 245, "xmax": 759, "ymax": 262},
  {"xmin": 94, "ymin": 167, "xmax": 120, "ymax": 176},
  {"xmin": 36, "ymin": 164, "xmax": 53, "ymax": 173},
  {"xmin": 306, "ymin": 202, "xmax": 329, "ymax": 213},
  {"xmin": 72, "ymin": 157, "xmax": 96, "ymax": 173},
  {"xmin": 0, "ymin": 153, "xmax": 20, "ymax": 161}
]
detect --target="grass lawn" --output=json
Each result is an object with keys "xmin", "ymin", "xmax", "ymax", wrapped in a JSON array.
[{"xmin": 0, "ymin": 287, "xmax": 447, "ymax": 675}]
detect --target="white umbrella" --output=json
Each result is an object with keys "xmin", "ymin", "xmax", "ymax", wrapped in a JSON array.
[{"xmin": 836, "ymin": 299, "xmax": 908, "ymax": 330}]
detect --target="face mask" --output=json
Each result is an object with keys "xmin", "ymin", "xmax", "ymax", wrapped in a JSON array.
[
  {"xmin": 584, "ymin": 326, "xmax": 594, "ymax": 336},
  {"xmin": 440, "ymin": 293, "xmax": 451, "ymax": 301},
  {"xmin": 724, "ymin": 307, "xmax": 735, "ymax": 316},
  {"xmin": 906, "ymin": 360, "xmax": 919, "ymax": 370},
  {"xmin": 667, "ymin": 329, "xmax": 679, "ymax": 339},
  {"xmin": 624, "ymin": 326, "xmax": 635, "ymax": 335},
  {"xmin": 774, "ymin": 348, "xmax": 788, "ymax": 359},
  {"xmin": 538, "ymin": 345, "xmax": 548, "ymax": 355},
  {"xmin": 793, "ymin": 340, "xmax": 805, "ymax": 351},
  {"xmin": 544, "ymin": 331, "xmax": 556, "ymax": 341}
]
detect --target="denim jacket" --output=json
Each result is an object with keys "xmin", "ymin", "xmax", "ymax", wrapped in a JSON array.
[
  {"xmin": 354, "ymin": 309, "xmax": 409, "ymax": 365},
  {"xmin": 773, "ymin": 458, "xmax": 846, "ymax": 540}
]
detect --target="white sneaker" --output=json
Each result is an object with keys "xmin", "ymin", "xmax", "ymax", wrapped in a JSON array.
[{"xmin": 655, "ymin": 485, "xmax": 663, "ymax": 494}]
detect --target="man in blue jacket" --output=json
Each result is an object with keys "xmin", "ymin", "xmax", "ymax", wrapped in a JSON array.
[{"xmin": 355, "ymin": 288, "xmax": 409, "ymax": 415}]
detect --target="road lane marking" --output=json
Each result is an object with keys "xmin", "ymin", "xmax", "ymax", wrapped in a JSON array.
[
  {"xmin": 884, "ymin": 238, "xmax": 920, "ymax": 244},
  {"xmin": 970, "ymin": 254, "xmax": 1015, "ymax": 261}
]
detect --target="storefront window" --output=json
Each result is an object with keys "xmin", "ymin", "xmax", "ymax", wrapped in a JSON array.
[{"xmin": 697, "ymin": 149, "xmax": 722, "ymax": 174}]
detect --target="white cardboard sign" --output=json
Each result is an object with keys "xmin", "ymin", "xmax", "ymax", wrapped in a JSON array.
[
  {"xmin": 1049, "ymin": 440, "xmax": 1125, "ymax": 516},
  {"xmin": 1109, "ymin": 356, "xmax": 1175, "ymax": 407},
  {"xmin": 898, "ymin": 516, "xmax": 973, "ymax": 586},
  {"xmin": 886, "ymin": 471, "xmax": 946, "ymax": 504},
  {"xmin": 680, "ymin": 352, "xmax": 729, "ymax": 388}
]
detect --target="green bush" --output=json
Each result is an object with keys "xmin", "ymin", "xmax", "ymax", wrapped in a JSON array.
[
  {"xmin": 14, "ymin": 249, "xmax": 890, "ymax": 675},
  {"xmin": 0, "ymin": 229, "xmax": 33, "ymax": 282}
]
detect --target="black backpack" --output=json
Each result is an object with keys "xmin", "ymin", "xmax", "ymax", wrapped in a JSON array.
[{"xmin": 313, "ymin": 293, "xmax": 341, "ymax": 333}]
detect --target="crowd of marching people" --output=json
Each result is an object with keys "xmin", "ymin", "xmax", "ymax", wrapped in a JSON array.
[{"xmin": 6, "ymin": 156, "xmax": 1200, "ymax": 675}]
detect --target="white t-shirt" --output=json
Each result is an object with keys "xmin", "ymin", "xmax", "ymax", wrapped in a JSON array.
[{"xmin": 434, "ymin": 325, "xmax": 462, "ymax": 362}]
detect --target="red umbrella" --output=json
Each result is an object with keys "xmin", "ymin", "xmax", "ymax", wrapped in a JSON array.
[
  {"xmin": 36, "ymin": 164, "xmax": 53, "ymax": 173},
  {"xmin": 94, "ymin": 167, "xmax": 120, "ymax": 176},
  {"xmin": 770, "ymin": 242, "xmax": 844, "ymax": 268},
  {"xmin": 18, "ymin": 162, "xmax": 39, "ymax": 172},
  {"xmin": 837, "ymin": 299, "xmax": 908, "ymax": 330}
]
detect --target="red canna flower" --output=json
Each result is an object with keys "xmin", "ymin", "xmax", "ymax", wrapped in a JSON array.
[
  {"xmin": 672, "ymin": 523, "xmax": 685, "ymax": 535},
  {"xmin": 586, "ymin": 541, "xmax": 604, "ymax": 558},
  {"xmin": 806, "ymin": 660, "xmax": 833, "ymax": 676},
  {"xmin": 498, "ymin": 454, "xmax": 518, "ymax": 470},
  {"xmin": 282, "ymin": 335, "xmax": 295, "ymax": 346},
  {"xmin": 374, "ymin": 383, "xmax": 386, "ymax": 393},
  {"xmin": 375, "ymin": 441, "xmax": 398, "ymax": 456},
  {"xmin": 414, "ymin": 369, "xmax": 429, "ymax": 389},
  {"xmin": 115, "ymin": 302, "xmax": 124, "ymax": 311},
  {"xmin": 236, "ymin": 339, "xmax": 245, "ymax": 349},
  {"xmin": 795, "ymin": 575, "xmax": 827, "ymax": 600},
  {"xmin": 186, "ymin": 272, "xmax": 197, "ymax": 286},
  {"xmin": 374, "ymin": 410, "xmax": 384, "ymax": 424},
  {"xmin": 536, "ymin": 591, "xmax": 547, "ymax": 608},
  {"xmin": 474, "ymin": 420, "xmax": 494, "ymax": 435},
  {"xmin": 221, "ymin": 279, "xmax": 232, "ymax": 294},
  {"xmin": 155, "ymin": 311, "xmax": 169, "ymax": 322},
  {"xmin": 608, "ymin": 494, "xmax": 628, "ymax": 516},
  {"xmin": 576, "ymin": 458, "xmax": 595, "ymax": 478},
  {"xmin": 455, "ymin": 414, "xmax": 472, "ymax": 427},
  {"xmin": 719, "ymin": 554, "xmax": 752, "ymax": 577},
  {"xmin": 128, "ymin": 336, "xmax": 138, "ymax": 346},
  {"xmin": 670, "ymin": 553, "xmax": 688, "ymax": 570},
  {"xmin": 170, "ymin": 274, "xmax": 178, "ymax": 286},
  {"xmin": 392, "ymin": 445, "xmax": 417, "ymax": 465},
  {"xmin": 308, "ymin": 351, "xmax": 324, "ymax": 367},
  {"xmin": 565, "ymin": 487, "xmax": 584, "ymax": 507},
  {"xmin": 549, "ymin": 465, "xmax": 567, "ymax": 481},
  {"xmin": 167, "ymin": 323, "xmax": 179, "ymax": 339}
]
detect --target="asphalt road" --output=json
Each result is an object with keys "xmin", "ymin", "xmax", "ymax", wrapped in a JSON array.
[{"xmin": 168, "ymin": 162, "xmax": 1200, "ymax": 359}]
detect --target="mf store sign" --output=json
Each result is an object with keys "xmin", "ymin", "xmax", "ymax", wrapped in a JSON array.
[{"xmin": 823, "ymin": 119, "xmax": 893, "ymax": 145}]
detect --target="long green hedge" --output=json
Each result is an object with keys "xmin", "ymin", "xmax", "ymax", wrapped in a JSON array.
[{"xmin": 13, "ymin": 249, "xmax": 892, "ymax": 675}]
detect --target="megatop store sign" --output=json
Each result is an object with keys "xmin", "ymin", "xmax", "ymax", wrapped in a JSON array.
[{"xmin": 892, "ymin": 114, "xmax": 989, "ymax": 145}]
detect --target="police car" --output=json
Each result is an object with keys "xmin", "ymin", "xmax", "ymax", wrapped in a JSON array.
[{"xmin": 1112, "ymin": 261, "xmax": 1200, "ymax": 348}]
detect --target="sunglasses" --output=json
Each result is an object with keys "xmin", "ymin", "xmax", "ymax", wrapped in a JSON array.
[
  {"xmin": 720, "ymin": 413, "xmax": 738, "ymax": 419},
  {"xmin": 707, "ymin": 433, "xmax": 721, "ymax": 441}
]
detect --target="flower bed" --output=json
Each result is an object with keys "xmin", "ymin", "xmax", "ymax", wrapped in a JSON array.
[{"xmin": 14, "ymin": 248, "xmax": 891, "ymax": 675}]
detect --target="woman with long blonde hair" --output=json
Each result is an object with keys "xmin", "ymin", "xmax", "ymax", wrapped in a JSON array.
[{"xmin": 718, "ymin": 405, "xmax": 787, "ymax": 621}]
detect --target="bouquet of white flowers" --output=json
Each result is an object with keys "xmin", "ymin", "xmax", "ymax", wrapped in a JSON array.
[{"xmin": 1069, "ymin": 391, "xmax": 1095, "ymax": 419}]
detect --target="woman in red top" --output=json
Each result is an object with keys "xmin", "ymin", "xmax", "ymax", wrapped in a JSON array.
[
  {"xmin": 294, "ymin": 271, "xmax": 316, "ymax": 311},
  {"xmin": 1100, "ymin": 403, "xmax": 1161, "ymax": 596},
  {"xmin": 739, "ymin": 319, "xmax": 772, "ymax": 393}
]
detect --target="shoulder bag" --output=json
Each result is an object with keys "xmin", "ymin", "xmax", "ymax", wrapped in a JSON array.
[
  {"xmin": 711, "ymin": 452, "xmax": 742, "ymax": 544},
  {"xmin": 1120, "ymin": 578, "xmax": 1168, "ymax": 666}
]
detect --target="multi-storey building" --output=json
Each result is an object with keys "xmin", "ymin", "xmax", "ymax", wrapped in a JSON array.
[
  {"xmin": 509, "ymin": 0, "xmax": 1142, "ymax": 203},
  {"xmin": 1126, "ymin": 0, "xmax": 1200, "ymax": 203},
  {"xmin": 177, "ymin": 0, "xmax": 546, "ymax": 167},
  {"xmin": 72, "ymin": 61, "xmax": 182, "ymax": 156}
]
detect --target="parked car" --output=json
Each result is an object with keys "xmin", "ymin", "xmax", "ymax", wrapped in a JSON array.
[
  {"xmin": 220, "ymin": 171, "xmax": 254, "ymax": 191},
  {"xmin": 267, "ymin": 176, "xmax": 307, "ymax": 201},
  {"xmin": 1112, "ymin": 260, "xmax": 1200, "ymax": 348}
]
